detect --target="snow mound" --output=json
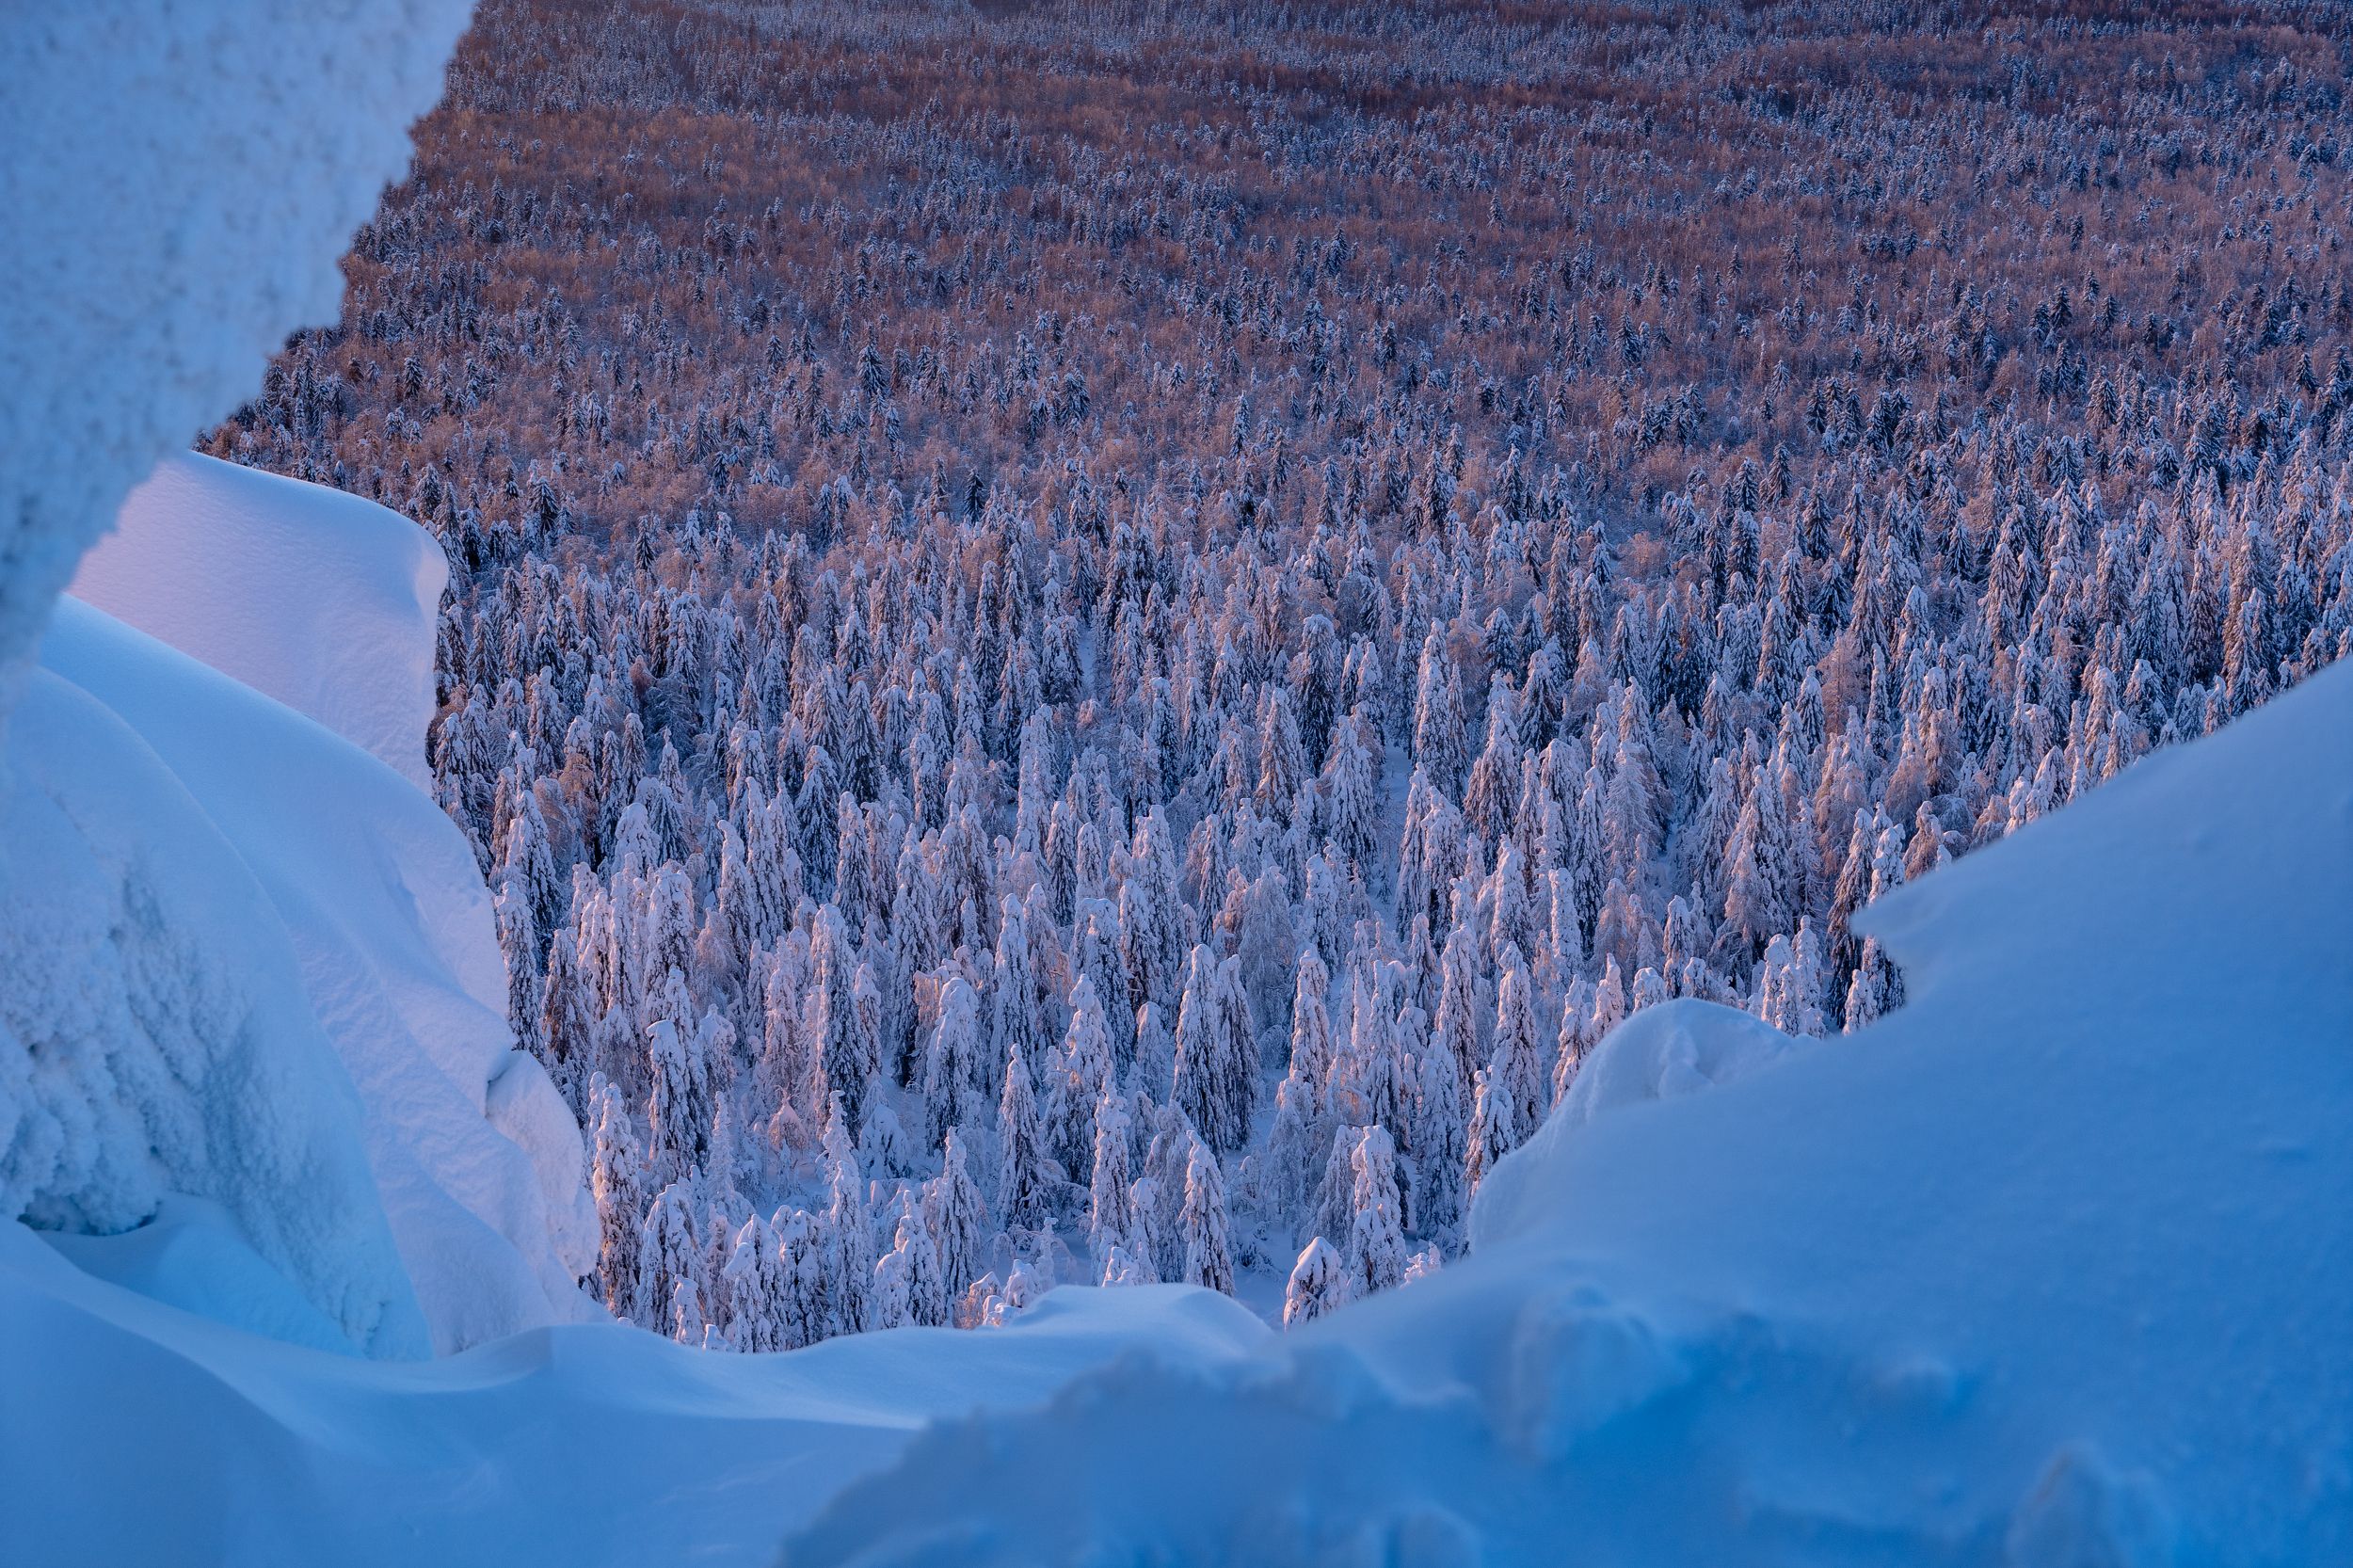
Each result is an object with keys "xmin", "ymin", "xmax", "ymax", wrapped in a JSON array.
[
  {"xmin": 72, "ymin": 453, "xmax": 447, "ymax": 790},
  {"xmin": 40, "ymin": 594, "xmax": 597, "ymax": 1351},
  {"xmin": 1472, "ymin": 998, "xmax": 1803, "ymax": 1251},
  {"xmin": 0, "ymin": 0, "xmax": 595, "ymax": 1357},
  {"xmin": 0, "ymin": 0, "xmax": 473, "ymax": 686},
  {"xmin": 0, "ymin": 1217, "xmax": 1271, "ymax": 1567},
  {"xmin": 0, "ymin": 659, "xmax": 428, "ymax": 1356},
  {"xmin": 777, "ymin": 659, "xmax": 2353, "ymax": 1566}
]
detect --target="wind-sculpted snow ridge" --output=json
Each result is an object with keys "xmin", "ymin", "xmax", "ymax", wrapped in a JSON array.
[
  {"xmin": 780, "ymin": 661, "xmax": 2353, "ymax": 1566},
  {"xmin": 72, "ymin": 453, "xmax": 449, "ymax": 791},
  {"xmin": 0, "ymin": 0, "xmax": 478, "ymax": 1353},
  {"xmin": 0, "ymin": 654, "xmax": 429, "ymax": 1357},
  {"xmin": 42, "ymin": 587, "xmax": 599, "ymax": 1351}
]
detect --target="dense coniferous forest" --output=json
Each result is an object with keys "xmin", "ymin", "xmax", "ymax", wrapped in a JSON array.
[{"xmin": 211, "ymin": 0, "xmax": 2353, "ymax": 1340}]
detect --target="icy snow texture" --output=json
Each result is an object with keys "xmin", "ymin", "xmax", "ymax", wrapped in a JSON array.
[
  {"xmin": 0, "ymin": 653, "xmax": 428, "ymax": 1356},
  {"xmin": 72, "ymin": 452, "xmax": 448, "ymax": 790},
  {"xmin": 0, "ymin": 0, "xmax": 584, "ymax": 1355},
  {"xmin": 42, "ymin": 573, "xmax": 598, "ymax": 1350},
  {"xmin": 780, "ymin": 659, "xmax": 2353, "ymax": 1566},
  {"xmin": 11, "ymin": 467, "xmax": 599, "ymax": 1354},
  {"xmin": 0, "ymin": 0, "xmax": 473, "ymax": 684}
]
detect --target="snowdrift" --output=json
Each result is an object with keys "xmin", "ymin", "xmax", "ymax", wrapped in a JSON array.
[
  {"xmin": 7, "ymin": 458, "xmax": 596, "ymax": 1360},
  {"xmin": 40, "ymin": 577, "xmax": 597, "ymax": 1352},
  {"xmin": 72, "ymin": 452, "xmax": 448, "ymax": 791},
  {"xmin": 0, "ymin": 1216, "xmax": 1270, "ymax": 1566},
  {"xmin": 779, "ymin": 659, "xmax": 2353, "ymax": 1567},
  {"xmin": 55, "ymin": 453, "xmax": 596, "ymax": 1350},
  {"xmin": 0, "ymin": 650, "xmax": 426, "ymax": 1356}
]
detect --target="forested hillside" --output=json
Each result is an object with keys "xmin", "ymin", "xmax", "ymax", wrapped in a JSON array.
[{"xmin": 210, "ymin": 0, "xmax": 2353, "ymax": 1341}]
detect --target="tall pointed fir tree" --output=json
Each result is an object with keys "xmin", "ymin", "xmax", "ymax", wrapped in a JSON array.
[
  {"xmin": 1179, "ymin": 1135, "xmax": 1236, "ymax": 1294},
  {"xmin": 645, "ymin": 1003, "xmax": 713, "ymax": 1190},
  {"xmin": 1346, "ymin": 1125, "xmax": 1408, "ymax": 1297},
  {"xmin": 924, "ymin": 1128, "xmax": 991, "ymax": 1301},
  {"xmin": 1167, "ymin": 941, "xmax": 1261, "ymax": 1148},
  {"xmin": 1086, "ymin": 1082, "xmax": 1137, "ymax": 1268},
  {"xmin": 921, "ymin": 972, "xmax": 989, "ymax": 1146},
  {"xmin": 590, "ymin": 1080, "xmax": 647, "ymax": 1317},
  {"xmin": 1490, "ymin": 948, "xmax": 1549, "ymax": 1144},
  {"xmin": 996, "ymin": 1033, "xmax": 1058, "ymax": 1234}
]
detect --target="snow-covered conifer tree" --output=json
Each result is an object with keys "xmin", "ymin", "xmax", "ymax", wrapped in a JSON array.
[
  {"xmin": 1283, "ymin": 1235, "xmax": 1353, "ymax": 1328},
  {"xmin": 996, "ymin": 1034, "xmax": 1058, "ymax": 1232},
  {"xmin": 1345, "ymin": 1125, "xmax": 1408, "ymax": 1296},
  {"xmin": 1179, "ymin": 1136, "xmax": 1236, "ymax": 1294}
]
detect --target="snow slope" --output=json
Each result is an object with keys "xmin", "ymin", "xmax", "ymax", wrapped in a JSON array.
[
  {"xmin": 0, "ymin": 1216, "xmax": 1270, "ymax": 1567},
  {"xmin": 0, "ymin": 654, "xmax": 428, "ymax": 1357},
  {"xmin": 40, "ymin": 588, "xmax": 597, "ymax": 1351},
  {"xmin": 780, "ymin": 658, "xmax": 2353, "ymax": 1567},
  {"xmin": 72, "ymin": 452, "xmax": 448, "ymax": 791}
]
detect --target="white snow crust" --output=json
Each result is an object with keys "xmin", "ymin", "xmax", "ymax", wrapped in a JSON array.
[
  {"xmin": 0, "ymin": 0, "xmax": 473, "ymax": 684},
  {"xmin": 0, "ymin": 1218, "xmax": 1269, "ymax": 1567},
  {"xmin": 72, "ymin": 452, "xmax": 449, "ymax": 790},
  {"xmin": 41, "ymin": 584, "xmax": 598, "ymax": 1351},
  {"xmin": 0, "ymin": 654, "xmax": 428, "ymax": 1356}
]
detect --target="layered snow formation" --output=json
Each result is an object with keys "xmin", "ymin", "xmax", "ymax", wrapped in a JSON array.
[
  {"xmin": 9, "ymin": 470, "xmax": 596, "ymax": 1358},
  {"xmin": 59, "ymin": 454, "xmax": 596, "ymax": 1349},
  {"xmin": 0, "ymin": 1221, "xmax": 1270, "ymax": 1567},
  {"xmin": 72, "ymin": 452, "xmax": 448, "ymax": 790},
  {"xmin": 0, "ymin": 647, "xmax": 427, "ymax": 1356},
  {"xmin": 42, "ymin": 575, "xmax": 598, "ymax": 1350},
  {"xmin": 782, "ymin": 659, "xmax": 2353, "ymax": 1567},
  {"xmin": 0, "ymin": 0, "xmax": 581, "ymax": 1355},
  {"xmin": 0, "ymin": 0, "xmax": 473, "ymax": 683}
]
